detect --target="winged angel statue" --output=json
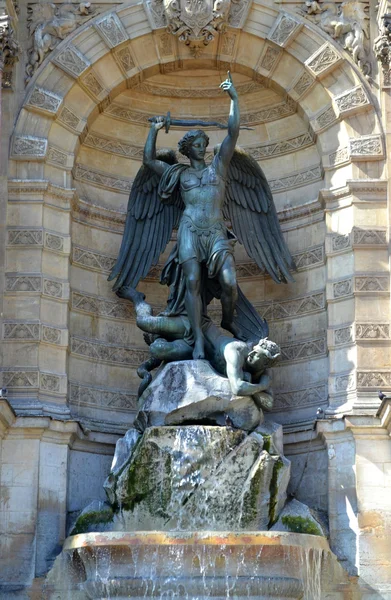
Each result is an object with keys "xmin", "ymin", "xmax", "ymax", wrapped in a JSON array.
[{"xmin": 109, "ymin": 74, "xmax": 295, "ymax": 391}]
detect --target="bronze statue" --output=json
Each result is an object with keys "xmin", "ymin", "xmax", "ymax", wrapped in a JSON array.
[{"xmin": 109, "ymin": 72, "xmax": 295, "ymax": 362}]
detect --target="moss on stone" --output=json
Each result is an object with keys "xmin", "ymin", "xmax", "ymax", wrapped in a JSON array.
[
  {"xmin": 71, "ymin": 508, "xmax": 113, "ymax": 536},
  {"xmin": 268, "ymin": 457, "xmax": 284, "ymax": 527},
  {"xmin": 281, "ymin": 515, "xmax": 322, "ymax": 536},
  {"xmin": 263, "ymin": 434, "xmax": 271, "ymax": 453}
]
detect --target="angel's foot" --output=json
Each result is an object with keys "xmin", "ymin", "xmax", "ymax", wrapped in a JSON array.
[
  {"xmin": 116, "ymin": 286, "xmax": 145, "ymax": 305},
  {"xmin": 221, "ymin": 320, "xmax": 248, "ymax": 341},
  {"xmin": 193, "ymin": 338, "xmax": 205, "ymax": 360}
]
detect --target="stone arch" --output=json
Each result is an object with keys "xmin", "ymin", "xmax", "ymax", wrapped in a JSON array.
[{"xmin": 5, "ymin": 0, "xmax": 388, "ymax": 426}]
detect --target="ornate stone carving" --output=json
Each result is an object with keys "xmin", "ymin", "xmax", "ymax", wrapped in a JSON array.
[
  {"xmin": 259, "ymin": 291, "xmax": 325, "ymax": 321},
  {"xmin": 12, "ymin": 135, "xmax": 47, "ymax": 158},
  {"xmin": 5, "ymin": 275, "xmax": 41, "ymax": 292},
  {"xmin": 27, "ymin": 87, "xmax": 62, "ymax": 114},
  {"xmin": 58, "ymin": 106, "xmax": 81, "ymax": 131},
  {"xmin": 95, "ymin": 13, "xmax": 127, "ymax": 48},
  {"xmin": 143, "ymin": 0, "xmax": 167, "ymax": 28},
  {"xmin": 8, "ymin": 229, "xmax": 43, "ymax": 245},
  {"xmin": 74, "ymin": 164, "xmax": 132, "ymax": 193},
  {"xmin": 331, "ymin": 233, "xmax": 350, "ymax": 252},
  {"xmin": 40, "ymin": 373, "xmax": 61, "ymax": 392},
  {"xmin": 71, "ymin": 336, "xmax": 149, "ymax": 366},
  {"xmin": 228, "ymin": 0, "xmax": 252, "ymax": 28},
  {"xmin": 162, "ymin": 0, "xmax": 233, "ymax": 56},
  {"xmin": 334, "ymin": 326, "xmax": 353, "ymax": 346},
  {"xmin": 357, "ymin": 371, "xmax": 391, "ymax": 388},
  {"xmin": 273, "ymin": 384, "xmax": 327, "ymax": 410},
  {"xmin": 221, "ymin": 32, "xmax": 236, "ymax": 55},
  {"xmin": 114, "ymin": 45, "xmax": 136, "ymax": 73},
  {"xmin": 81, "ymin": 71, "xmax": 105, "ymax": 99},
  {"xmin": 3, "ymin": 371, "xmax": 39, "ymax": 388},
  {"xmin": 329, "ymin": 147, "xmax": 349, "ymax": 167},
  {"xmin": 267, "ymin": 13, "xmax": 301, "ymax": 47},
  {"xmin": 293, "ymin": 245, "xmax": 324, "ymax": 269},
  {"xmin": 134, "ymin": 79, "xmax": 264, "ymax": 98},
  {"xmin": 72, "ymin": 291, "xmax": 133, "ymax": 321},
  {"xmin": 280, "ymin": 337, "xmax": 326, "ymax": 363},
  {"xmin": 349, "ymin": 135, "xmax": 384, "ymax": 159},
  {"xmin": 374, "ymin": 12, "xmax": 391, "ymax": 80},
  {"xmin": 3, "ymin": 323, "xmax": 40, "ymax": 340},
  {"xmin": 305, "ymin": 43, "xmax": 341, "ymax": 78},
  {"xmin": 334, "ymin": 373, "xmax": 355, "ymax": 392},
  {"xmin": 301, "ymin": 0, "xmax": 371, "ymax": 78},
  {"xmin": 247, "ymin": 131, "xmax": 315, "ymax": 160},
  {"xmin": 0, "ymin": 14, "xmax": 19, "ymax": 74},
  {"xmin": 269, "ymin": 165, "xmax": 323, "ymax": 192},
  {"xmin": 292, "ymin": 71, "xmax": 314, "ymax": 97},
  {"xmin": 356, "ymin": 323, "xmax": 390, "ymax": 339},
  {"xmin": 47, "ymin": 146, "xmax": 69, "ymax": 167},
  {"xmin": 355, "ymin": 276, "xmax": 389, "ymax": 292},
  {"xmin": 26, "ymin": 3, "xmax": 96, "ymax": 82},
  {"xmin": 69, "ymin": 382, "xmax": 138, "ymax": 410},
  {"xmin": 52, "ymin": 44, "xmax": 90, "ymax": 78},
  {"xmin": 314, "ymin": 105, "xmax": 337, "ymax": 131},
  {"xmin": 333, "ymin": 278, "xmax": 352, "ymax": 298},
  {"xmin": 42, "ymin": 325, "xmax": 62, "ymax": 345},
  {"xmin": 334, "ymin": 85, "xmax": 370, "ymax": 116},
  {"xmin": 72, "ymin": 245, "xmax": 116, "ymax": 272},
  {"xmin": 45, "ymin": 232, "xmax": 64, "ymax": 251},
  {"xmin": 43, "ymin": 278, "xmax": 63, "ymax": 298},
  {"xmin": 259, "ymin": 45, "xmax": 281, "ymax": 72},
  {"xmin": 352, "ymin": 228, "xmax": 387, "ymax": 245}
]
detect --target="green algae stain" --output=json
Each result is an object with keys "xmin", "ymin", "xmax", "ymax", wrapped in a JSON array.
[
  {"xmin": 71, "ymin": 508, "xmax": 113, "ymax": 536},
  {"xmin": 281, "ymin": 515, "xmax": 322, "ymax": 536}
]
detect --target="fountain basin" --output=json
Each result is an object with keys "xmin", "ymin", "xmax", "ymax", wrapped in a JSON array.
[{"xmin": 45, "ymin": 531, "xmax": 331, "ymax": 599}]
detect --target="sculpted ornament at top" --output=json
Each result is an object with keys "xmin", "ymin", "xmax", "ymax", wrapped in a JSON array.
[
  {"xmin": 109, "ymin": 73, "xmax": 295, "ymax": 398},
  {"xmin": 163, "ymin": 0, "xmax": 234, "ymax": 55},
  {"xmin": 300, "ymin": 0, "xmax": 371, "ymax": 79}
]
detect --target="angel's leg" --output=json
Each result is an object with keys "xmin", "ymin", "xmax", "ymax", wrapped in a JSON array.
[
  {"xmin": 218, "ymin": 255, "xmax": 241, "ymax": 336},
  {"xmin": 181, "ymin": 259, "xmax": 205, "ymax": 360}
]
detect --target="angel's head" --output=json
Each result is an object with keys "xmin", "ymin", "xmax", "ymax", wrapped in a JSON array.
[
  {"xmin": 246, "ymin": 338, "xmax": 281, "ymax": 374},
  {"xmin": 178, "ymin": 130, "xmax": 209, "ymax": 160}
]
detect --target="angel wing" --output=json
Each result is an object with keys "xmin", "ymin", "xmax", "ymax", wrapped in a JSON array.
[
  {"xmin": 108, "ymin": 150, "xmax": 184, "ymax": 291},
  {"xmin": 223, "ymin": 147, "xmax": 296, "ymax": 283}
]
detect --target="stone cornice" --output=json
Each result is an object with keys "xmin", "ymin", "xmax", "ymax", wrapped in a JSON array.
[{"xmin": 320, "ymin": 179, "xmax": 387, "ymax": 211}]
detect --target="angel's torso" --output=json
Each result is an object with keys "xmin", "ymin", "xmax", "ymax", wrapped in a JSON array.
[{"xmin": 179, "ymin": 160, "xmax": 225, "ymax": 229}]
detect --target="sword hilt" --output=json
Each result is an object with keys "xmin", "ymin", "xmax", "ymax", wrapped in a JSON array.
[{"xmin": 165, "ymin": 111, "xmax": 171, "ymax": 134}]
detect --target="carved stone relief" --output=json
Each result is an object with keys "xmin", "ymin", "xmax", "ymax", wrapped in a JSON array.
[
  {"xmin": 5, "ymin": 275, "xmax": 42, "ymax": 292},
  {"xmin": 94, "ymin": 13, "xmax": 127, "ymax": 48},
  {"xmin": 357, "ymin": 371, "xmax": 391, "ymax": 387},
  {"xmin": 352, "ymin": 229, "xmax": 387, "ymax": 245},
  {"xmin": 43, "ymin": 278, "xmax": 64, "ymax": 298},
  {"xmin": 72, "ymin": 245, "xmax": 116, "ymax": 272},
  {"xmin": 259, "ymin": 45, "xmax": 281, "ymax": 72},
  {"xmin": 42, "ymin": 325, "xmax": 62, "ymax": 345},
  {"xmin": 3, "ymin": 323, "xmax": 40, "ymax": 340},
  {"xmin": 300, "ymin": 0, "xmax": 371, "ymax": 79},
  {"xmin": 12, "ymin": 135, "xmax": 47, "ymax": 158},
  {"xmin": 58, "ymin": 106, "xmax": 82, "ymax": 131},
  {"xmin": 349, "ymin": 135, "xmax": 384, "ymax": 159},
  {"xmin": 27, "ymin": 87, "xmax": 62, "ymax": 115},
  {"xmin": 3, "ymin": 370, "xmax": 39, "ymax": 388},
  {"xmin": 334, "ymin": 326, "xmax": 354, "ymax": 346},
  {"xmin": 26, "ymin": 2, "xmax": 99, "ymax": 82},
  {"xmin": 52, "ymin": 44, "xmax": 90, "ymax": 78},
  {"xmin": 356, "ymin": 323, "xmax": 390, "ymax": 339},
  {"xmin": 334, "ymin": 373, "xmax": 355, "ymax": 392},
  {"xmin": 40, "ymin": 373, "xmax": 61, "ymax": 392},
  {"xmin": 71, "ymin": 336, "xmax": 149, "ymax": 366},
  {"xmin": 114, "ymin": 45, "xmax": 136, "ymax": 74},
  {"xmin": 7, "ymin": 229, "xmax": 43, "ymax": 245},
  {"xmin": 305, "ymin": 43, "xmax": 341, "ymax": 78},
  {"xmin": 333, "ymin": 278, "xmax": 353, "ymax": 299},
  {"xmin": 334, "ymin": 85, "xmax": 370, "ymax": 116},
  {"xmin": 355, "ymin": 276, "xmax": 389, "ymax": 292},
  {"xmin": 279, "ymin": 337, "xmax": 327, "ymax": 364},
  {"xmin": 0, "ymin": 14, "xmax": 19, "ymax": 85},
  {"xmin": 45, "ymin": 232, "xmax": 65, "ymax": 252},
  {"xmin": 374, "ymin": 12, "xmax": 391, "ymax": 82},
  {"xmin": 273, "ymin": 384, "xmax": 327, "ymax": 410},
  {"xmin": 267, "ymin": 13, "xmax": 302, "ymax": 47},
  {"xmin": 69, "ymin": 382, "xmax": 138, "ymax": 411},
  {"xmin": 314, "ymin": 105, "xmax": 337, "ymax": 131},
  {"xmin": 72, "ymin": 291, "xmax": 133, "ymax": 321},
  {"xmin": 269, "ymin": 165, "xmax": 323, "ymax": 193},
  {"xmin": 291, "ymin": 71, "xmax": 314, "ymax": 98}
]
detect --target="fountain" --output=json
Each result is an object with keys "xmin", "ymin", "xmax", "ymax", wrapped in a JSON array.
[{"xmin": 44, "ymin": 362, "xmax": 351, "ymax": 600}]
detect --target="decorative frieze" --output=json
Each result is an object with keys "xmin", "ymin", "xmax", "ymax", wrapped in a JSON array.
[
  {"xmin": 27, "ymin": 87, "xmax": 62, "ymax": 115},
  {"xmin": 267, "ymin": 13, "xmax": 302, "ymax": 47},
  {"xmin": 313, "ymin": 106, "xmax": 337, "ymax": 132},
  {"xmin": 269, "ymin": 165, "xmax": 323, "ymax": 193},
  {"xmin": 7, "ymin": 229, "xmax": 43, "ymax": 246},
  {"xmin": 72, "ymin": 291, "xmax": 133, "ymax": 321},
  {"xmin": 228, "ymin": 0, "xmax": 252, "ymax": 28},
  {"xmin": 334, "ymin": 373, "xmax": 355, "ymax": 392},
  {"xmin": 70, "ymin": 336, "xmax": 149, "ymax": 366},
  {"xmin": 45, "ymin": 232, "xmax": 65, "ymax": 252},
  {"xmin": 279, "ymin": 337, "xmax": 327, "ymax": 363},
  {"xmin": 328, "ymin": 147, "xmax": 349, "ymax": 168},
  {"xmin": 3, "ymin": 322, "xmax": 40, "ymax": 340},
  {"xmin": 42, "ymin": 325, "xmax": 62, "ymax": 345},
  {"xmin": 332, "ymin": 278, "xmax": 353, "ymax": 299},
  {"xmin": 248, "ymin": 131, "xmax": 315, "ymax": 160},
  {"xmin": 73, "ymin": 164, "xmax": 132, "ymax": 193},
  {"xmin": 40, "ymin": 373, "xmax": 61, "ymax": 392},
  {"xmin": 293, "ymin": 245, "xmax": 324, "ymax": 269},
  {"xmin": 349, "ymin": 135, "xmax": 384, "ymax": 160},
  {"xmin": 259, "ymin": 291, "xmax": 325, "ymax": 322},
  {"xmin": 47, "ymin": 146, "xmax": 73, "ymax": 169},
  {"xmin": 331, "ymin": 233, "xmax": 350, "ymax": 252},
  {"xmin": 69, "ymin": 381, "xmax": 138, "ymax": 411},
  {"xmin": 57, "ymin": 106, "xmax": 82, "ymax": 132},
  {"xmin": 2, "ymin": 370, "xmax": 39, "ymax": 388},
  {"xmin": 258, "ymin": 44, "xmax": 281, "ymax": 73},
  {"xmin": 12, "ymin": 136, "xmax": 47, "ymax": 159},
  {"xmin": 114, "ymin": 45, "xmax": 136, "ymax": 74},
  {"xmin": 134, "ymin": 79, "xmax": 264, "ymax": 98},
  {"xmin": 355, "ymin": 276, "xmax": 389, "ymax": 293},
  {"xmin": 357, "ymin": 371, "xmax": 391, "ymax": 388},
  {"xmin": 334, "ymin": 85, "xmax": 371, "ymax": 117},
  {"xmin": 333, "ymin": 325, "xmax": 354, "ymax": 346},
  {"xmin": 5, "ymin": 274, "xmax": 42, "ymax": 292},
  {"xmin": 94, "ymin": 13, "xmax": 127, "ymax": 48},
  {"xmin": 52, "ymin": 45, "xmax": 90, "ymax": 78},
  {"xmin": 72, "ymin": 245, "xmax": 116, "ymax": 272},
  {"xmin": 356, "ymin": 323, "xmax": 390, "ymax": 340},
  {"xmin": 80, "ymin": 71, "xmax": 106, "ymax": 100},
  {"xmin": 291, "ymin": 71, "xmax": 315, "ymax": 99},
  {"xmin": 352, "ymin": 228, "xmax": 387, "ymax": 246},
  {"xmin": 305, "ymin": 43, "xmax": 341, "ymax": 78},
  {"xmin": 273, "ymin": 383, "xmax": 327, "ymax": 410}
]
